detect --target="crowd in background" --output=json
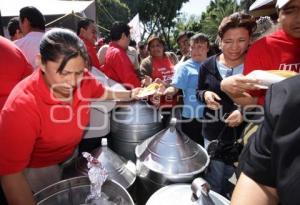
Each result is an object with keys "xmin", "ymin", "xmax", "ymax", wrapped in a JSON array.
[{"xmin": 0, "ymin": 0, "xmax": 300, "ymax": 204}]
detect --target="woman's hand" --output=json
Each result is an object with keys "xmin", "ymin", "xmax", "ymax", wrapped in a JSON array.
[
  {"xmin": 163, "ymin": 86, "xmax": 178, "ymax": 97},
  {"xmin": 141, "ymin": 75, "xmax": 153, "ymax": 87},
  {"xmin": 130, "ymin": 87, "xmax": 143, "ymax": 100},
  {"xmin": 153, "ymin": 78, "xmax": 167, "ymax": 86},
  {"xmin": 150, "ymin": 84, "xmax": 167, "ymax": 107},
  {"xmin": 225, "ymin": 110, "xmax": 243, "ymax": 127},
  {"xmin": 204, "ymin": 91, "xmax": 221, "ymax": 110}
]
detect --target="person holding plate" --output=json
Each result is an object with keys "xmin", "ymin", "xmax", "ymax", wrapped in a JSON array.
[
  {"xmin": 221, "ymin": 0, "xmax": 300, "ymax": 107},
  {"xmin": 139, "ymin": 35, "xmax": 178, "ymax": 127},
  {"xmin": 196, "ymin": 12, "xmax": 256, "ymax": 197}
]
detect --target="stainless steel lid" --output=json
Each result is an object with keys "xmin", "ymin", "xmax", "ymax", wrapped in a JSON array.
[
  {"xmin": 34, "ymin": 176, "xmax": 134, "ymax": 205},
  {"xmin": 91, "ymin": 139, "xmax": 136, "ymax": 188},
  {"xmin": 135, "ymin": 118, "xmax": 209, "ymax": 180},
  {"xmin": 146, "ymin": 178, "xmax": 230, "ymax": 205}
]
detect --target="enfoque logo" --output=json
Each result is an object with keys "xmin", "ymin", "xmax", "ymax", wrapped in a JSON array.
[{"xmin": 49, "ymin": 102, "xmax": 265, "ymax": 129}]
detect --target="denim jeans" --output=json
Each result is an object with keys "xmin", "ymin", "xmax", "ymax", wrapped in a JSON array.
[{"xmin": 204, "ymin": 138, "xmax": 235, "ymax": 197}]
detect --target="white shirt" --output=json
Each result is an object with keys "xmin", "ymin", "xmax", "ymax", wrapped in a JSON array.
[
  {"xmin": 83, "ymin": 67, "xmax": 125, "ymax": 139},
  {"xmin": 15, "ymin": 31, "xmax": 44, "ymax": 69},
  {"xmin": 127, "ymin": 46, "xmax": 139, "ymax": 71}
]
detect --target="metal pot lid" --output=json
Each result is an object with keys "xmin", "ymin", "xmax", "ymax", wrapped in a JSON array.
[
  {"xmin": 136, "ymin": 118, "xmax": 209, "ymax": 177},
  {"xmin": 72, "ymin": 139, "xmax": 136, "ymax": 188},
  {"xmin": 146, "ymin": 178, "xmax": 230, "ymax": 205},
  {"xmin": 34, "ymin": 176, "xmax": 134, "ymax": 205},
  {"xmin": 112, "ymin": 100, "xmax": 161, "ymax": 125}
]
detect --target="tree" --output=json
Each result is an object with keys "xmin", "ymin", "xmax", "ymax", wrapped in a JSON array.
[
  {"xmin": 121, "ymin": 0, "xmax": 188, "ymax": 49},
  {"xmin": 120, "ymin": 0, "xmax": 139, "ymax": 18},
  {"xmin": 198, "ymin": 0, "xmax": 240, "ymax": 42},
  {"xmin": 96, "ymin": 0, "xmax": 130, "ymax": 38},
  {"xmin": 240, "ymin": 0, "xmax": 256, "ymax": 12},
  {"xmin": 173, "ymin": 14, "xmax": 202, "ymax": 50}
]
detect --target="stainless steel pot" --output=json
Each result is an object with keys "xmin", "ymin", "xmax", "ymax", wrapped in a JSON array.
[
  {"xmin": 110, "ymin": 101, "xmax": 163, "ymax": 162},
  {"xmin": 34, "ymin": 176, "xmax": 134, "ymax": 205},
  {"xmin": 62, "ymin": 139, "xmax": 136, "ymax": 190},
  {"xmin": 135, "ymin": 118, "xmax": 210, "ymax": 204},
  {"xmin": 146, "ymin": 178, "xmax": 230, "ymax": 205}
]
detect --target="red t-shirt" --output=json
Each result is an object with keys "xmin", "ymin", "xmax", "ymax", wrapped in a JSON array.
[
  {"xmin": 244, "ymin": 30, "xmax": 300, "ymax": 105},
  {"xmin": 101, "ymin": 42, "xmax": 141, "ymax": 89},
  {"xmin": 0, "ymin": 36, "xmax": 33, "ymax": 111},
  {"xmin": 81, "ymin": 37, "xmax": 101, "ymax": 70},
  {"xmin": 151, "ymin": 56, "xmax": 177, "ymax": 107},
  {"xmin": 0, "ymin": 69, "xmax": 105, "ymax": 175}
]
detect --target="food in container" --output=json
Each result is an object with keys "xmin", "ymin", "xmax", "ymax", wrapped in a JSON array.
[
  {"xmin": 247, "ymin": 70, "xmax": 297, "ymax": 89},
  {"xmin": 137, "ymin": 82, "xmax": 164, "ymax": 97}
]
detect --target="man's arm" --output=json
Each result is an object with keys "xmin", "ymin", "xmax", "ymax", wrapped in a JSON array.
[
  {"xmin": 227, "ymin": 92, "xmax": 258, "ymax": 107},
  {"xmin": 231, "ymin": 173, "xmax": 278, "ymax": 205},
  {"xmin": 220, "ymin": 74, "xmax": 259, "ymax": 106}
]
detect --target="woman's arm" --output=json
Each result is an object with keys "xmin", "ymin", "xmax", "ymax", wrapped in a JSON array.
[
  {"xmin": 139, "ymin": 57, "xmax": 152, "ymax": 79},
  {"xmin": 100, "ymin": 87, "xmax": 141, "ymax": 101},
  {"xmin": 196, "ymin": 65, "xmax": 209, "ymax": 103},
  {"xmin": 1, "ymin": 172, "xmax": 36, "ymax": 205},
  {"xmin": 231, "ymin": 172, "xmax": 279, "ymax": 205}
]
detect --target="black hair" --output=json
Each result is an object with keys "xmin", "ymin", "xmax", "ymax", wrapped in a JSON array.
[
  {"xmin": 40, "ymin": 28, "xmax": 90, "ymax": 73},
  {"xmin": 19, "ymin": 6, "xmax": 45, "ymax": 31},
  {"xmin": 218, "ymin": 12, "xmax": 257, "ymax": 39},
  {"xmin": 138, "ymin": 41, "xmax": 146, "ymax": 50},
  {"xmin": 176, "ymin": 31, "xmax": 195, "ymax": 43},
  {"xmin": 190, "ymin": 33, "xmax": 210, "ymax": 47},
  {"xmin": 77, "ymin": 18, "xmax": 94, "ymax": 35},
  {"xmin": 186, "ymin": 31, "xmax": 195, "ymax": 39},
  {"xmin": 7, "ymin": 17, "xmax": 20, "ymax": 37},
  {"xmin": 129, "ymin": 39, "xmax": 137, "ymax": 47},
  {"xmin": 110, "ymin": 21, "xmax": 130, "ymax": 41},
  {"xmin": 176, "ymin": 31, "xmax": 187, "ymax": 43}
]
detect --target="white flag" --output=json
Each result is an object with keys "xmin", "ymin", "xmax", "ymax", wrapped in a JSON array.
[{"xmin": 128, "ymin": 13, "xmax": 141, "ymax": 43}]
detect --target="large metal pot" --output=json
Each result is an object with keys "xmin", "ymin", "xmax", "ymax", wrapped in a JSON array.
[
  {"xmin": 135, "ymin": 118, "xmax": 210, "ymax": 204},
  {"xmin": 110, "ymin": 101, "xmax": 163, "ymax": 162},
  {"xmin": 62, "ymin": 138, "xmax": 136, "ymax": 190},
  {"xmin": 146, "ymin": 178, "xmax": 230, "ymax": 205},
  {"xmin": 34, "ymin": 176, "xmax": 134, "ymax": 205}
]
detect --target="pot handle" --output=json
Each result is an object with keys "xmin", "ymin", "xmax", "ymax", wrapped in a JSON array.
[
  {"xmin": 169, "ymin": 117, "xmax": 177, "ymax": 131},
  {"xmin": 191, "ymin": 177, "xmax": 211, "ymax": 198}
]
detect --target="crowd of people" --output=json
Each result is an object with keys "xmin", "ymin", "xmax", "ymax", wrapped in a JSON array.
[{"xmin": 0, "ymin": 0, "xmax": 300, "ymax": 204}]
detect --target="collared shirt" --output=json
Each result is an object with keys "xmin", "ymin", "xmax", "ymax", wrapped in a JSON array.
[
  {"xmin": 80, "ymin": 37, "xmax": 101, "ymax": 70},
  {"xmin": 15, "ymin": 31, "xmax": 44, "ymax": 69},
  {"xmin": 0, "ymin": 36, "xmax": 33, "ymax": 111},
  {"xmin": 0, "ymin": 69, "xmax": 105, "ymax": 175},
  {"xmin": 216, "ymin": 61, "xmax": 244, "ymax": 79},
  {"xmin": 101, "ymin": 42, "xmax": 141, "ymax": 89}
]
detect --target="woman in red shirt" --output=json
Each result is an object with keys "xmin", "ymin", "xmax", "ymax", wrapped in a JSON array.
[
  {"xmin": 0, "ymin": 28, "xmax": 141, "ymax": 205},
  {"xmin": 140, "ymin": 35, "xmax": 178, "ymax": 126}
]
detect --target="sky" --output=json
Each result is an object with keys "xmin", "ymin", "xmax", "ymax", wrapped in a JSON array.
[
  {"xmin": 180, "ymin": 0, "xmax": 211, "ymax": 17},
  {"xmin": 180, "ymin": 0, "xmax": 241, "ymax": 17}
]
